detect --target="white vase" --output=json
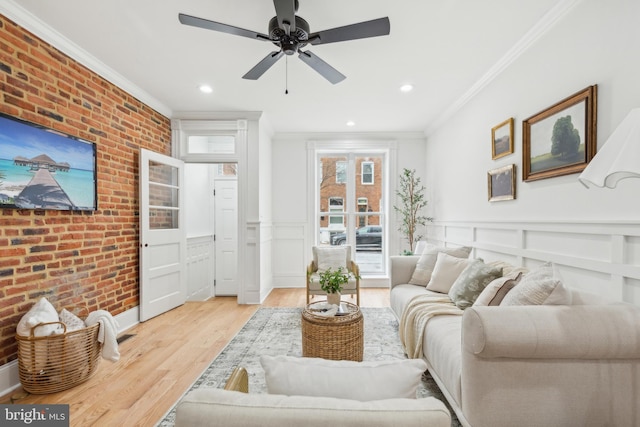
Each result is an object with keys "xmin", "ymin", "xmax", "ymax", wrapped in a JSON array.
[{"xmin": 327, "ymin": 292, "xmax": 341, "ymax": 306}]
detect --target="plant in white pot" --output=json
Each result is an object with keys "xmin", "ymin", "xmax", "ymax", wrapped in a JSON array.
[{"xmin": 317, "ymin": 267, "xmax": 354, "ymax": 305}]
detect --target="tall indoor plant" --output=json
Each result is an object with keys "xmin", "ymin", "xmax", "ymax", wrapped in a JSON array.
[{"xmin": 394, "ymin": 168, "xmax": 432, "ymax": 254}]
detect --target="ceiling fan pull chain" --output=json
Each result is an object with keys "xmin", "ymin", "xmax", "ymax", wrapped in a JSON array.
[{"xmin": 285, "ymin": 56, "xmax": 289, "ymax": 95}]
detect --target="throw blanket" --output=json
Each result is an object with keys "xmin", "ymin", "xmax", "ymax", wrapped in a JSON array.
[
  {"xmin": 85, "ymin": 310, "xmax": 120, "ymax": 362},
  {"xmin": 399, "ymin": 294, "xmax": 463, "ymax": 359}
]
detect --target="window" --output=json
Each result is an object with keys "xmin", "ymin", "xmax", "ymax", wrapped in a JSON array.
[
  {"xmin": 336, "ymin": 161, "xmax": 347, "ymax": 184},
  {"xmin": 328, "ymin": 197, "xmax": 344, "ymax": 227},
  {"xmin": 316, "ymin": 152, "xmax": 386, "ymax": 275},
  {"xmin": 361, "ymin": 161, "xmax": 374, "ymax": 184}
]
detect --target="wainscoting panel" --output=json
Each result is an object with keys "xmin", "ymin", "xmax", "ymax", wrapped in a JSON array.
[
  {"xmin": 272, "ymin": 224, "xmax": 307, "ymax": 287},
  {"xmin": 186, "ymin": 236, "xmax": 214, "ymax": 301},
  {"xmin": 427, "ymin": 220, "xmax": 640, "ymax": 306}
]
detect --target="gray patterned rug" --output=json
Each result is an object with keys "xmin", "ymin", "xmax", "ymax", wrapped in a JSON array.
[{"xmin": 157, "ymin": 307, "xmax": 460, "ymax": 426}]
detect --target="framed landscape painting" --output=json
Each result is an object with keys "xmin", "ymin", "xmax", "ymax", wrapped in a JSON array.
[
  {"xmin": 488, "ymin": 164, "xmax": 516, "ymax": 202},
  {"xmin": 491, "ymin": 117, "xmax": 514, "ymax": 159},
  {"xmin": 522, "ymin": 85, "xmax": 597, "ymax": 181}
]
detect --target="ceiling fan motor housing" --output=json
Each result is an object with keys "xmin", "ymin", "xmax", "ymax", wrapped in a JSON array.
[{"xmin": 268, "ymin": 16, "xmax": 310, "ymax": 55}]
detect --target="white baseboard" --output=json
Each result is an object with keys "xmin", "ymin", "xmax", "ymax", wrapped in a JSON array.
[{"xmin": 0, "ymin": 306, "xmax": 140, "ymax": 397}]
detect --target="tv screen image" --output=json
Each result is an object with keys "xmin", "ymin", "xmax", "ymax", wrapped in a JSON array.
[{"xmin": 0, "ymin": 113, "xmax": 97, "ymax": 211}]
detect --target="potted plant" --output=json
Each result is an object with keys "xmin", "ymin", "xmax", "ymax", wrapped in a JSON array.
[
  {"xmin": 317, "ymin": 267, "xmax": 352, "ymax": 305},
  {"xmin": 394, "ymin": 168, "xmax": 433, "ymax": 254}
]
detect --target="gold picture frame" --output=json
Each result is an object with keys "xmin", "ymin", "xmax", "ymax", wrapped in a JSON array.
[
  {"xmin": 522, "ymin": 85, "xmax": 597, "ymax": 181},
  {"xmin": 488, "ymin": 164, "xmax": 516, "ymax": 202},
  {"xmin": 491, "ymin": 117, "xmax": 514, "ymax": 159}
]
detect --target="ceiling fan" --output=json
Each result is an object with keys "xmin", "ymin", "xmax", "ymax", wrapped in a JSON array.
[{"xmin": 178, "ymin": 0, "xmax": 390, "ymax": 84}]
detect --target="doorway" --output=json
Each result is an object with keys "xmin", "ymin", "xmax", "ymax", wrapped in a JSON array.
[{"xmin": 184, "ymin": 163, "xmax": 238, "ymax": 300}]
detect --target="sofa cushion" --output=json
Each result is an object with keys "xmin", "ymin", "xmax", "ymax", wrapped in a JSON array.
[
  {"xmin": 501, "ymin": 263, "xmax": 572, "ymax": 306},
  {"xmin": 448, "ymin": 259, "xmax": 503, "ymax": 309},
  {"xmin": 408, "ymin": 244, "xmax": 471, "ymax": 286},
  {"xmin": 261, "ymin": 355, "xmax": 427, "ymax": 401},
  {"xmin": 175, "ymin": 388, "xmax": 451, "ymax": 427},
  {"xmin": 426, "ymin": 253, "xmax": 472, "ymax": 293},
  {"xmin": 474, "ymin": 273, "xmax": 523, "ymax": 306},
  {"xmin": 423, "ymin": 315, "xmax": 463, "ymax": 407}
]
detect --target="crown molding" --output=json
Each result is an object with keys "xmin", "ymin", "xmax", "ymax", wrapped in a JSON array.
[
  {"xmin": 0, "ymin": 1, "xmax": 172, "ymax": 118},
  {"xmin": 424, "ymin": 0, "xmax": 584, "ymax": 136}
]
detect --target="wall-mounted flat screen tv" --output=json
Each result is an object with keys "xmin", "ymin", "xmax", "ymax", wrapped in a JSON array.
[{"xmin": 0, "ymin": 113, "xmax": 97, "ymax": 211}]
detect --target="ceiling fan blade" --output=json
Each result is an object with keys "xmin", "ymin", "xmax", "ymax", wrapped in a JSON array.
[
  {"xmin": 308, "ymin": 17, "xmax": 390, "ymax": 45},
  {"xmin": 242, "ymin": 51, "xmax": 285, "ymax": 80},
  {"xmin": 298, "ymin": 50, "xmax": 346, "ymax": 84},
  {"xmin": 179, "ymin": 13, "xmax": 270, "ymax": 41},
  {"xmin": 273, "ymin": 0, "xmax": 296, "ymax": 34}
]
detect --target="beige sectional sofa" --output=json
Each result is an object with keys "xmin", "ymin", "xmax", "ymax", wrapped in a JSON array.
[{"xmin": 390, "ymin": 253, "xmax": 640, "ymax": 427}]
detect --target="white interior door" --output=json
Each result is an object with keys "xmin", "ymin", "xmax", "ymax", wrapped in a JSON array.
[
  {"xmin": 139, "ymin": 148, "xmax": 186, "ymax": 321},
  {"xmin": 214, "ymin": 179, "xmax": 238, "ymax": 295}
]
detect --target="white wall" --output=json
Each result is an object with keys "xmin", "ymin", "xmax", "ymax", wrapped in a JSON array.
[
  {"xmin": 271, "ymin": 132, "xmax": 426, "ymax": 287},
  {"xmin": 425, "ymin": 0, "xmax": 640, "ymax": 304}
]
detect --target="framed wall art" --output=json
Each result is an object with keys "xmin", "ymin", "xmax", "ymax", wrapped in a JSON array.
[
  {"xmin": 522, "ymin": 85, "xmax": 597, "ymax": 181},
  {"xmin": 491, "ymin": 117, "xmax": 514, "ymax": 159},
  {"xmin": 488, "ymin": 164, "xmax": 516, "ymax": 202}
]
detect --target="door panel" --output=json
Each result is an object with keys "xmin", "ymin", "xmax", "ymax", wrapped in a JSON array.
[
  {"xmin": 139, "ymin": 149, "xmax": 186, "ymax": 321},
  {"xmin": 214, "ymin": 180, "xmax": 238, "ymax": 295}
]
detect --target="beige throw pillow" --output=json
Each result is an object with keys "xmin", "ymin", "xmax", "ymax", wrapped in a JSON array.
[
  {"xmin": 474, "ymin": 272, "xmax": 523, "ymax": 306},
  {"xmin": 448, "ymin": 259, "xmax": 503, "ymax": 309},
  {"xmin": 425, "ymin": 252, "xmax": 472, "ymax": 293},
  {"xmin": 501, "ymin": 263, "xmax": 572, "ymax": 306},
  {"xmin": 408, "ymin": 244, "xmax": 471, "ymax": 286},
  {"xmin": 313, "ymin": 246, "xmax": 348, "ymax": 272},
  {"xmin": 260, "ymin": 355, "xmax": 428, "ymax": 401}
]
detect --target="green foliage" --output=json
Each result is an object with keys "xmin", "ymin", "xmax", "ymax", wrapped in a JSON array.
[
  {"xmin": 394, "ymin": 168, "xmax": 432, "ymax": 253},
  {"xmin": 551, "ymin": 115, "xmax": 581, "ymax": 160},
  {"xmin": 317, "ymin": 267, "xmax": 353, "ymax": 294}
]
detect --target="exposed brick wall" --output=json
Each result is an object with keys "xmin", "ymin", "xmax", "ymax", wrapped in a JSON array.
[{"xmin": 0, "ymin": 15, "xmax": 171, "ymax": 366}]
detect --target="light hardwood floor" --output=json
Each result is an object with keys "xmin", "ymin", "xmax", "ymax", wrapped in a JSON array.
[{"xmin": 1, "ymin": 288, "xmax": 390, "ymax": 426}]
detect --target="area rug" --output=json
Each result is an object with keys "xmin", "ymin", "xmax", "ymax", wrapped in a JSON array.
[{"xmin": 156, "ymin": 307, "xmax": 460, "ymax": 426}]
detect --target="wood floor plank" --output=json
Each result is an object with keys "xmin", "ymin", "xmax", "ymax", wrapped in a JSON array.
[{"xmin": 0, "ymin": 288, "xmax": 389, "ymax": 426}]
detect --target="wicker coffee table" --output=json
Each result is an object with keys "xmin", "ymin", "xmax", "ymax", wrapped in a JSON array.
[{"xmin": 301, "ymin": 301, "xmax": 364, "ymax": 361}]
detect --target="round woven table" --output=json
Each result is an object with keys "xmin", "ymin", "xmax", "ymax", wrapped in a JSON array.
[{"xmin": 301, "ymin": 301, "xmax": 364, "ymax": 361}]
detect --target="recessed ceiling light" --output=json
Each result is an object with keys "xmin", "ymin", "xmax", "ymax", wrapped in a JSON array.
[
  {"xmin": 346, "ymin": 120, "xmax": 355, "ymax": 127},
  {"xmin": 198, "ymin": 85, "xmax": 213, "ymax": 94},
  {"xmin": 400, "ymin": 84, "xmax": 414, "ymax": 93}
]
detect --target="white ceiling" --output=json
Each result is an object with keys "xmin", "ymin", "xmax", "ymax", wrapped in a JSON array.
[{"xmin": 4, "ymin": 0, "xmax": 568, "ymax": 134}]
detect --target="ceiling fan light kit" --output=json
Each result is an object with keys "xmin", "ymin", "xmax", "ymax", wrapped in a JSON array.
[{"xmin": 179, "ymin": 0, "xmax": 390, "ymax": 84}]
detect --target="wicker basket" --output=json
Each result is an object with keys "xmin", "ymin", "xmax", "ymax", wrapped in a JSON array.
[
  {"xmin": 301, "ymin": 301, "xmax": 364, "ymax": 361},
  {"xmin": 16, "ymin": 320, "xmax": 102, "ymax": 394}
]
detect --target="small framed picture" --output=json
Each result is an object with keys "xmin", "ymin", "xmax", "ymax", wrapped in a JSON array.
[
  {"xmin": 491, "ymin": 117, "xmax": 514, "ymax": 159},
  {"xmin": 488, "ymin": 164, "xmax": 516, "ymax": 202},
  {"xmin": 522, "ymin": 85, "xmax": 597, "ymax": 181}
]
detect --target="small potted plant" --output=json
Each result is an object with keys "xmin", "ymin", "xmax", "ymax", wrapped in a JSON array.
[{"xmin": 317, "ymin": 267, "xmax": 352, "ymax": 305}]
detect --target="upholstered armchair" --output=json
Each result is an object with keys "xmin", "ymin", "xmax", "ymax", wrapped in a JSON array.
[{"xmin": 306, "ymin": 245, "xmax": 360, "ymax": 305}]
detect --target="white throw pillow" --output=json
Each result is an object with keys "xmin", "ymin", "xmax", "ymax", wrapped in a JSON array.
[
  {"xmin": 408, "ymin": 244, "xmax": 471, "ymax": 286},
  {"xmin": 500, "ymin": 263, "xmax": 572, "ymax": 306},
  {"xmin": 59, "ymin": 309, "xmax": 86, "ymax": 332},
  {"xmin": 16, "ymin": 297, "xmax": 60, "ymax": 337},
  {"xmin": 260, "ymin": 355, "xmax": 427, "ymax": 401},
  {"xmin": 313, "ymin": 246, "xmax": 348, "ymax": 272},
  {"xmin": 426, "ymin": 252, "xmax": 472, "ymax": 293}
]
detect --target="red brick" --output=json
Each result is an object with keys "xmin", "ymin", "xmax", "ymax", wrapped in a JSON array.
[{"xmin": 0, "ymin": 15, "xmax": 170, "ymax": 366}]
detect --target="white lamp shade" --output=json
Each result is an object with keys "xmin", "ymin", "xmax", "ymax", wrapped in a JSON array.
[{"xmin": 578, "ymin": 108, "xmax": 640, "ymax": 188}]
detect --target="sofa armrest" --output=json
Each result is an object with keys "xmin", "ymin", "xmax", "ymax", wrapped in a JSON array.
[
  {"xmin": 463, "ymin": 305, "xmax": 640, "ymax": 359},
  {"xmin": 389, "ymin": 256, "xmax": 420, "ymax": 289}
]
